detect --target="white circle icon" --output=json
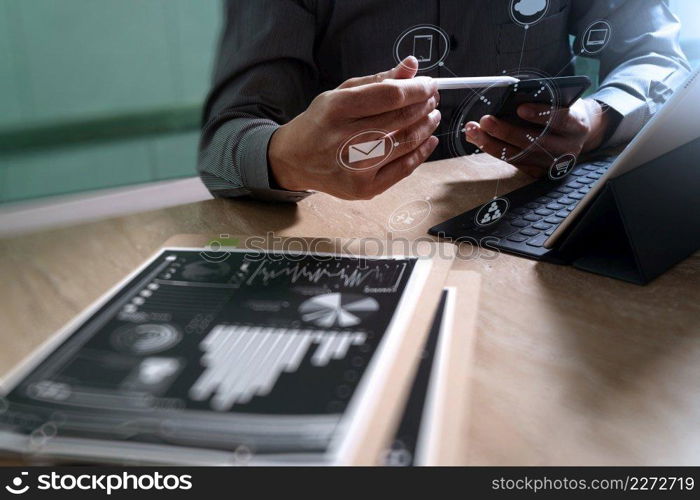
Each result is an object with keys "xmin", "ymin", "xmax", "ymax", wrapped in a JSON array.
[
  {"xmin": 582, "ymin": 20, "xmax": 612, "ymax": 55},
  {"xmin": 337, "ymin": 130, "xmax": 395, "ymax": 171},
  {"xmin": 509, "ymin": 0, "xmax": 550, "ymax": 27},
  {"xmin": 449, "ymin": 69, "xmax": 557, "ymax": 164},
  {"xmin": 388, "ymin": 199, "xmax": 432, "ymax": 232},
  {"xmin": 548, "ymin": 154, "xmax": 577, "ymax": 180},
  {"xmin": 393, "ymin": 25, "xmax": 450, "ymax": 72},
  {"xmin": 475, "ymin": 198, "xmax": 510, "ymax": 227}
]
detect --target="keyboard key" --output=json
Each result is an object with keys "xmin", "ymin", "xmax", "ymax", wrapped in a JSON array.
[
  {"xmin": 545, "ymin": 216, "xmax": 565, "ymax": 224},
  {"xmin": 507, "ymin": 233, "xmax": 529, "ymax": 243},
  {"xmin": 587, "ymin": 172, "xmax": 603, "ymax": 179},
  {"xmin": 520, "ymin": 228, "xmax": 540, "ymax": 237},
  {"xmin": 525, "ymin": 202, "xmax": 540, "ymax": 210},
  {"xmin": 570, "ymin": 169, "xmax": 587, "ymax": 177},
  {"xmin": 556, "ymin": 210, "xmax": 570, "ymax": 218},
  {"xmin": 545, "ymin": 228, "xmax": 555, "ymax": 236},
  {"xmin": 578, "ymin": 177, "xmax": 594, "ymax": 185},
  {"xmin": 567, "ymin": 181, "xmax": 584, "ymax": 189},
  {"xmin": 524, "ymin": 214, "xmax": 543, "ymax": 222},
  {"xmin": 583, "ymin": 165, "xmax": 599, "ymax": 171},
  {"xmin": 490, "ymin": 223, "xmax": 518, "ymax": 238},
  {"xmin": 526, "ymin": 234, "xmax": 549, "ymax": 247},
  {"xmin": 510, "ymin": 218, "xmax": 529, "ymax": 228},
  {"xmin": 556, "ymin": 186, "xmax": 575, "ymax": 194},
  {"xmin": 546, "ymin": 202, "xmax": 565, "ymax": 211},
  {"xmin": 558, "ymin": 197, "xmax": 576, "ymax": 206},
  {"xmin": 533, "ymin": 222, "xmax": 553, "ymax": 230},
  {"xmin": 535, "ymin": 208, "xmax": 554, "ymax": 216},
  {"xmin": 546, "ymin": 192, "xmax": 564, "ymax": 199},
  {"xmin": 569, "ymin": 192, "xmax": 585, "ymax": 200},
  {"xmin": 535, "ymin": 197, "xmax": 550, "ymax": 205}
]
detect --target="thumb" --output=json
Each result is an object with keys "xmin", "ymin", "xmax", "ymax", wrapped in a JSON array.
[
  {"xmin": 338, "ymin": 56, "xmax": 419, "ymax": 89},
  {"xmin": 391, "ymin": 56, "xmax": 420, "ymax": 79}
]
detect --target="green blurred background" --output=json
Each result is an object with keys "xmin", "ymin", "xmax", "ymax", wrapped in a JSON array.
[{"xmin": 0, "ymin": 0, "xmax": 698, "ymax": 205}]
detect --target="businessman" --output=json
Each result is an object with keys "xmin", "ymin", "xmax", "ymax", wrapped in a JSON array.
[{"xmin": 198, "ymin": 0, "xmax": 689, "ymax": 201}]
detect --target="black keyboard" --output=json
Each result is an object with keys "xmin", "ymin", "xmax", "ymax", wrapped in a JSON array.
[{"xmin": 429, "ymin": 158, "xmax": 616, "ymax": 260}]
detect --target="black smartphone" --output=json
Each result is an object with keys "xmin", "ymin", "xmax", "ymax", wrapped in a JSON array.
[{"xmin": 496, "ymin": 75, "xmax": 592, "ymax": 123}]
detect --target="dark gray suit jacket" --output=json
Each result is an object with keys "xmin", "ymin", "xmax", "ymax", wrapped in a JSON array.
[{"xmin": 198, "ymin": 0, "xmax": 689, "ymax": 201}]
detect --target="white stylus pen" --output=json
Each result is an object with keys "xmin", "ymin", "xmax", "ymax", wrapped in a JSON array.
[{"xmin": 435, "ymin": 76, "xmax": 520, "ymax": 90}]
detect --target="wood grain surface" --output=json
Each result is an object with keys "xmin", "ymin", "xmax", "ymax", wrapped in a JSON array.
[{"xmin": 1, "ymin": 155, "xmax": 698, "ymax": 465}]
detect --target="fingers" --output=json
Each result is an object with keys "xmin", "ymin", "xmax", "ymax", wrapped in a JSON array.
[
  {"xmin": 373, "ymin": 136, "xmax": 439, "ymax": 194},
  {"xmin": 516, "ymin": 103, "xmax": 555, "ymax": 125},
  {"xmin": 335, "ymin": 135, "xmax": 438, "ymax": 200},
  {"xmin": 393, "ymin": 56, "xmax": 420, "ymax": 79},
  {"xmin": 479, "ymin": 115, "xmax": 568, "ymax": 153},
  {"xmin": 465, "ymin": 121, "xmax": 520, "ymax": 161},
  {"xmin": 465, "ymin": 122, "xmax": 548, "ymax": 178},
  {"xmin": 335, "ymin": 77, "xmax": 437, "ymax": 118},
  {"xmin": 517, "ymin": 103, "xmax": 583, "ymax": 136},
  {"xmin": 358, "ymin": 93, "xmax": 439, "ymax": 132},
  {"xmin": 479, "ymin": 115, "xmax": 543, "ymax": 151},
  {"xmin": 388, "ymin": 109, "xmax": 441, "ymax": 158},
  {"xmin": 338, "ymin": 56, "xmax": 419, "ymax": 89}
]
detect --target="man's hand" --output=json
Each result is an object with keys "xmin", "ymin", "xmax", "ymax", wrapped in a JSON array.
[
  {"xmin": 464, "ymin": 99, "xmax": 612, "ymax": 178},
  {"xmin": 269, "ymin": 57, "xmax": 440, "ymax": 200}
]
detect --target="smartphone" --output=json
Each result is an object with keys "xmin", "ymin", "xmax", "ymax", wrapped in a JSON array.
[{"xmin": 496, "ymin": 75, "xmax": 592, "ymax": 123}]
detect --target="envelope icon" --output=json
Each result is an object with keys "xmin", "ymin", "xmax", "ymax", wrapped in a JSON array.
[{"xmin": 348, "ymin": 138, "xmax": 386, "ymax": 163}]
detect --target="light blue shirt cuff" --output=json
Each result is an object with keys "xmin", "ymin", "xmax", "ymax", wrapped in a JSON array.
[{"xmin": 589, "ymin": 86, "xmax": 650, "ymax": 148}]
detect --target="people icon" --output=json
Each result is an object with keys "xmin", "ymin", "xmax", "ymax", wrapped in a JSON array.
[{"xmin": 475, "ymin": 198, "xmax": 509, "ymax": 227}]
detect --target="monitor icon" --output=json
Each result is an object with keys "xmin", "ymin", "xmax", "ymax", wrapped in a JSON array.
[
  {"xmin": 412, "ymin": 34, "xmax": 433, "ymax": 63},
  {"xmin": 582, "ymin": 20, "xmax": 612, "ymax": 54},
  {"xmin": 586, "ymin": 28, "xmax": 609, "ymax": 46}
]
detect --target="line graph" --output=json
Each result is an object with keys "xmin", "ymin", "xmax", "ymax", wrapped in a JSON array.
[{"xmin": 244, "ymin": 260, "xmax": 408, "ymax": 291}]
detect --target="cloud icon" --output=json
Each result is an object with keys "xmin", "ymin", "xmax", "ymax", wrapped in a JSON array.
[{"xmin": 513, "ymin": 0, "xmax": 547, "ymax": 17}]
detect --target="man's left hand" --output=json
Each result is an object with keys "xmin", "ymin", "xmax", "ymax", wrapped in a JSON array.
[{"xmin": 465, "ymin": 98, "xmax": 612, "ymax": 178}]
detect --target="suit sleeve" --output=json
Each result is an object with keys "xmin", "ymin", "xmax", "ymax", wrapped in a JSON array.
[
  {"xmin": 197, "ymin": 0, "xmax": 318, "ymax": 202},
  {"xmin": 570, "ymin": 0, "xmax": 691, "ymax": 147}
]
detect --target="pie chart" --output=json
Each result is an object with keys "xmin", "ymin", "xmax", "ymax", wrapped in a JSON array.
[{"xmin": 299, "ymin": 293, "xmax": 380, "ymax": 328}]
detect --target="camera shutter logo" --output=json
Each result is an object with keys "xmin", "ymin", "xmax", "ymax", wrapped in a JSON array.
[{"xmin": 5, "ymin": 472, "xmax": 30, "ymax": 495}]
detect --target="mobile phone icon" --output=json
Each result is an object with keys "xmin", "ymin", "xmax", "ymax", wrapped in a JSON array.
[{"xmin": 412, "ymin": 34, "xmax": 434, "ymax": 63}]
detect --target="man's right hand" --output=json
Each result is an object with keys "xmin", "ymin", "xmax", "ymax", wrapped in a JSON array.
[{"xmin": 268, "ymin": 57, "xmax": 440, "ymax": 200}]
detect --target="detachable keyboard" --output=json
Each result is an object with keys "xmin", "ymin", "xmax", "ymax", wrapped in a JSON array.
[{"xmin": 429, "ymin": 158, "xmax": 616, "ymax": 260}]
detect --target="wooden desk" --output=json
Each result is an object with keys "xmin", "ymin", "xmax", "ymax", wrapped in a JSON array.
[{"xmin": 1, "ymin": 156, "xmax": 699, "ymax": 465}]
